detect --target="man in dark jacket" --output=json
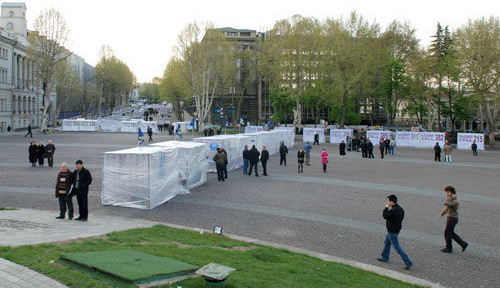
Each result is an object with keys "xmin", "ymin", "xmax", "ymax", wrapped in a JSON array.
[
  {"xmin": 24, "ymin": 124, "xmax": 32, "ymax": 138},
  {"xmin": 72, "ymin": 160, "xmax": 92, "ymax": 221},
  {"xmin": 279, "ymin": 142, "xmax": 288, "ymax": 166},
  {"xmin": 213, "ymin": 148, "xmax": 227, "ymax": 181},
  {"xmin": 434, "ymin": 142, "xmax": 441, "ymax": 162},
  {"xmin": 220, "ymin": 147, "xmax": 228, "ymax": 179},
  {"xmin": 45, "ymin": 140, "xmax": 56, "ymax": 167},
  {"xmin": 260, "ymin": 146, "xmax": 269, "ymax": 176},
  {"xmin": 377, "ymin": 194, "xmax": 413, "ymax": 270},
  {"xmin": 242, "ymin": 145, "xmax": 250, "ymax": 174},
  {"xmin": 367, "ymin": 140, "xmax": 374, "ymax": 159},
  {"xmin": 248, "ymin": 145, "xmax": 260, "ymax": 177}
]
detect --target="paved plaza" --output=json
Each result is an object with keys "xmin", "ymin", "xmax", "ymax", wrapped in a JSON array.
[{"xmin": 0, "ymin": 131, "xmax": 499, "ymax": 287}]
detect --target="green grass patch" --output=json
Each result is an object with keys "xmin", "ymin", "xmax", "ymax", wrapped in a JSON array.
[
  {"xmin": 0, "ymin": 207, "xmax": 17, "ymax": 210},
  {"xmin": 0, "ymin": 225, "xmax": 423, "ymax": 287}
]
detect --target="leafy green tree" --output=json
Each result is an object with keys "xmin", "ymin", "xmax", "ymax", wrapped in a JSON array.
[
  {"xmin": 54, "ymin": 61, "xmax": 82, "ymax": 122},
  {"xmin": 159, "ymin": 57, "xmax": 191, "ymax": 121},
  {"xmin": 139, "ymin": 79, "xmax": 160, "ymax": 103},
  {"xmin": 455, "ymin": 16, "xmax": 500, "ymax": 146},
  {"xmin": 28, "ymin": 8, "xmax": 71, "ymax": 130},
  {"xmin": 268, "ymin": 88, "xmax": 295, "ymax": 123}
]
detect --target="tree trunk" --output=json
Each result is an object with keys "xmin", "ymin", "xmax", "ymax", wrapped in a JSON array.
[{"xmin": 340, "ymin": 88, "xmax": 347, "ymax": 128}]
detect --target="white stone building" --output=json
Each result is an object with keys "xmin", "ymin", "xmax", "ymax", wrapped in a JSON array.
[{"xmin": 0, "ymin": 2, "xmax": 57, "ymax": 132}]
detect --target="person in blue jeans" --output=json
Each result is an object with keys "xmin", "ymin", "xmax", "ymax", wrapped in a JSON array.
[
  {"xmin": 242, "ymin": 145, "xmax": 250, "ymax": 174},
  {"xmin": 377, "ymin": 194, "xmax": 413, "ymax": 270},
  {"xmin": 304, "ymin": 142, "xmax": 312, "ymax": 166}
]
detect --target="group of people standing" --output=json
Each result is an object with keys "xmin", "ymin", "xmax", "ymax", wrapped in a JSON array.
[{"xmin": 28, "ymin": 140, "xmax": 56, "ymax": 167}]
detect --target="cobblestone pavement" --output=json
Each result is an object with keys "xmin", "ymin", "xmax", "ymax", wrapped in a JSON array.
[{"xmin": 0, "ymin": 131, "xmax": 499, "ymax": 287}]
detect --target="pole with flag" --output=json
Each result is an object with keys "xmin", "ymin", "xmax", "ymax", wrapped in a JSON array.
[
  {"xmin": 175, "ymin": 123, "xmax": 183, "ymax": 139},
  {"xmin": 190, "ymin": 118, "xmax": 195, "ymax": 138},
  {"xmin": 225, "ymin": 117, "xmax": 228, "ymax": 134},
  {"xmin": 137, "ymin": 127, "xmax": 144, "ymax": 147},
  {"xmin": 239, "ymin": 116, "xmax": 244, "ymax": 133}
]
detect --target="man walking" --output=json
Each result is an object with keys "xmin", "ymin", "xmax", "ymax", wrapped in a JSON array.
[
  {"xmin": 440, "ymin": 186, "xmax": 468, "ymax": 253},
  {"xmin": 304, "ymin": 142, "xmax": 312, "ymax": 165},
  {"xmin": 279, "ymin": 142, "xmax": 288, "ymax": 166},
  {"xmin": 260, "ymin": 146, "xmax": 269, "ymax": 176},
  {"xmin": 471, "ymin": 141, "xmax": 478, "ymax": 156},
  {"xmin": 248, "ymin": 145, "xmax": 260, "ymax": 177},
  {"xmin": 242, "ymin": 145, "xmax": 250, "ymax": 174},
  {"xmin": 147, "ymin": 126, "xmax": 153, "ymax": 142},
  {"xmin": 72, "ymin": 160, "xmax": 92, "ymax": 221},
  {"xmin": 24, "ymin": 123, "xmax": 32, "ymax": 138},
  {"xmin": 377, "ymin": 194, "xmax": 413, "ymax": 270},
  {"xmin": 213, "ymin": 148, "xmax": 227, "ymax": 182},
  {"xmin": 45, "ymin": 140, "xmax": 56, "ymax": 167}
]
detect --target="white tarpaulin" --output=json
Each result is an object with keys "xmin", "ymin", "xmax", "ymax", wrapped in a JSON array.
[
  {"xmin": 99, "ymin": 119, "xmax": 120, "ymax": 132},
  {"xmin": 330, "ymin": 129, "xmax": 353, "ymax": 144},
  {"xmin": 150, "ymin": 141, "xmax": 209, "ymax": 188},
  {"xmin": 395, "ymin": 131, "xmax": 445, "ymax": 148},
  {"xmin": 273, "ymin": 127, "xmax": 295, "ymax": 148},
  {"xmin": 62, "ymin": 119, "xmax": 79, "ymax": 131},
  {"xmin": 77, "ymin": 119, "xmax": 98, "ymax": 131},
  {"xmin": 457, "ymin": 133, "xmax": 485, "ymax": 150},
  {"xmin": 102, "ymin": 146, "xmax": 192, "ymax": 210},
  {"xmin": 173, "ymin": 122, "xmax": 191, "ymax": 133},
  {"xmin": 120, "ymin": 120, "xmax": 141, "ymax": 132},
  {"xmin": 140, "ymin": 121, "xmax": 159, "ymax": 133},
  {"xmin": 303, "ymin": 128, "xmax": 325, "ymax": 143},
  {"xmin": 245, "ymin": 126, "xmax": 263, "ymax": 133},
  {"xmin": 194, "ymin": 135, "xmax": 250, "ymax": 172},
  {"xmin": 366, "ymin": 130, "xmax": 391, "ymax": 145}
]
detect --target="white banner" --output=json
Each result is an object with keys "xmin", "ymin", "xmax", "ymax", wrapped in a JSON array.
[
  {"xmin": 245, "ymin": 126, "xmax": 264, "ymax": 133},
  {"xmin": 99, "ymin": 119, "xmax": 120, "ymax": 132},
  {"xmin": 395, "ymin": 132, "xmax": 445, "ymax": 148},
  {"xmin": 140, "ymin": 121, "xmax": 159, "ymax": 133},
  {"xmin": 303, "ymin": 128, "xmax": 325, "ymax": 143},
  {"xmin": 62, "ymin": 119, "xmax": 79, "ymax": 131},
  {"xmin": 78, "ymin": 120, "xmax": 97, "ymax": 131},
  {"xmin": 120, "ymin": 120, "xmax": 140, "ymax": 133},
  {"xmin": 366, "ymin": 130, "xmax": 390, "ymax": 146},
  {"xmin": 330, "ymin": 129, "xmax": 353, "ymax": 144},
  {"xmin": 457, "ymin": 133, "xmax": 485, "ymax": 150}
]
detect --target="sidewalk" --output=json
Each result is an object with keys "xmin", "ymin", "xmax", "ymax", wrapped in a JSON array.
[{"xmin": 0, "ymin": 208, "xmax": 158, "ymax": 287}]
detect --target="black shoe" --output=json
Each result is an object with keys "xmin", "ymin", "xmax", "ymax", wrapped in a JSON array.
[
  {"xmin": 256, "ymin": 175, "xmax": 260, "ymax": 177},
  {"xmin": 263, "ymin": 174, "xmax": 268, "ymax": 176},
  {"xmin": 404, "ymin": 263, "xmax": 413, "ymax": 270},
  {"xmin": 376, "ymin": 258, "xmax": 387, "ymax": 263},
  {"xmin": 80, "ymin": 219, "xmax": 88, "ymax": 221},
  {"xmin": 74, "ymin": 217, "xmax": 82, "ymax": 221},
  {"xmin": 441, "ymin": 248, "xmax": 452, "ymax": 253},
  {"xmin": 68, "ymin": 216, "xmax": 73, "ymax": 220},
  {"xmin": 462, "ymin": 243, "xmax": 468, "ymax": 252},
  {"xmin": 55, "ymin": 216, "xmax": 64, "ymax": 219}
]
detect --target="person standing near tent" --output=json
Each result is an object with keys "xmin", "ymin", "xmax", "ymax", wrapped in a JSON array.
[
  {"xmin": 314, "ymin": 132, "xmax": 320, "ymax": 145},
  {"xmin": 471, "ymin": 141, "xmax": 478, "ymax": 156},
  {"xmin": 444, "ymin": 140, "xmax": 452, "ymax": 163},
  {"xmin": 45, "ymin": 140, "xmax": 56, "ymax": 167},
  {"xmin": 321, "ymin": 148, "xmax": 329, "ymax": 173},
  {"xmin": 339, "ymin": 140, "xmax": 346, "ymax": 157},
  {"xmin": 379, "ymin": 138, "xmax": 385, "ymax": 159},
  {"xmin": 248, "ymin": 145, "xmax": 260, "ymax": 177},
  {"xmin": 147, "ymin": 126, "xmax": 153, "ymax": 142},
  {"xmin": 297, "ymin": 148, "xmax": 305, "ymax": 173},
  {"xmin": 389, "ymin": 138, "xmax": 395, "ymax": 155},
  {"xmin": 434, "ymin": 142, "xmax": 442, "ymax": 162},
  {"xmin": 260, "ymin": 146, "xmax": 269, "ymax": 176},
  {"xmin": 213, "ymin": 148, "xmax": 226, "ymax": 182},
  {"xmin": 304, "ymin": 142, "xmax": 312, "ymax": 166},
  {"xmin": 72, "ymin": 160, "xmax": 92, "ymax": 221},
  {"xmin": 221, "ymin": 147, "xmax": 228, "ymax": 179},
  {"xmin": 242, "ymin": 145, "xmax": 250, "ymax": 174},
  {"xmin": 279, "ymin": 142, "xmax": 288, "ymax": 166},
  {"xmin": 367, "ymin": 140, "xmax": 374, "ymax": 159}
]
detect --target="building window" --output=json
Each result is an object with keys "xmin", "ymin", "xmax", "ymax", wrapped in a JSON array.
[
  {"xmin": 7, "ymin": 22, "xmax": 13, "ymax": 30},
  {"xmin": 0, "ymin": 68, "xmax": 7, "ymax": 83},
  {"xmin": 228, "ymin": 32, "xmax": 237, "ymax": 37},
  {"xmin": 0, "ymin": 48, "xmax": 8, "ymax": 59},
  {"xmin": 8, "ymin": 11, "xmax": 14, "ymax": 16},
  {"xmin": 240, "ymin": 32, "xmax": 250, "ymax": 37}
]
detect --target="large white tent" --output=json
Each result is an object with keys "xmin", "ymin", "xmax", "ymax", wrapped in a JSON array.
[{"xmin": 194, "ymin": 135, "xmax": 250, "ymax": 172}]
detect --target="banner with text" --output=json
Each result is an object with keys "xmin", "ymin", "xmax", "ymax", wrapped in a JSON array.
[
  {"xmin": 245, "ymin": 126, "xmax": 264, "ymax": 133},
  {"xmin": 303, "ymin": 128, "xmax": 325, "ymax": 143},
  {"xmin": 329, "ymin": 129, "xmax": 353, "ymax": 144},
  {"xmin": 366, "ymin": 130, "xmax": 391, "ymax": 146},
  {"xmin": 457, "ymin": 133, "xmax": 485, "ymax": 150},
  {"xmin": 395, "ymin": 131, "xmax": 445, "ymax": 148}
]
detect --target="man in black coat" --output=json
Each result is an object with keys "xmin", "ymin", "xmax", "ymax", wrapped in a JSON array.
[
  {"xmin": 221, "ymin": 147, "xmax": 228, "ymax": 179},
  {"xmin": 260, "ymin": 146, "xmax": 269, "ymax": 176},
  {"xmin": 434, "ymin": 142, "xmax": 441, "ymax": 162},
  {"xmin": 279, "ymin": 142, "xmax": 288, "ymax": 166},
  {"xmin": 377, "ymin": 194, "xmax": 413, "ymax": 270},
  {"xmin": 248, "ymin": 145, "xmax": 260, "ymax": 177},
  {"xmin": 367, "ymin": 140, "xmax": 374, "ymax": 159},
  {"xmin": 72, "ymin": 160, "xmax": 92, "ymax": 221}
]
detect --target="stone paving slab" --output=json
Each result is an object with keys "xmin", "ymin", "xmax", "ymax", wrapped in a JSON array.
[{"xmin": 0, "ymin": 257, "xmax": 67, "ymax": 288}]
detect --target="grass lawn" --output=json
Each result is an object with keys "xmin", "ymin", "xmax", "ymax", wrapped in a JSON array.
[{"xmin": 0, "ymin": 225, "xmax": 422, "ymax": 287}]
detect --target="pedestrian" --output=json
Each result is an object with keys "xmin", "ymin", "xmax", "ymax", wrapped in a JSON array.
[
  {"xmin": 45, "ymin": 140, "xmax": 56, "ymax": 167},
  {"xmin": 385, "ymin": 138, "xmax": 390, "ymax": 155},
  {"xmin": 147, "ymin": 126, "xmax": 153, "ymax": 142},
  {"xmin": 321, "ymin": 148, "xmax": 329, "ymax": 173},
  {"xmin": 471, "ymin": 141, "xmax": 478, "ymax": 156},
  {"xmin": 248, "ymin": 145, "xmax": 260, "ymax": 177},
  {"xmin": 261, "ymin": 146, "xmax": 269, "ymax": 176},
  {"xmin": 377, "ymin": 194, "xmax": 413, "ymax": 270},
  {"xmin": 72, "ymin": 160, "xmax": 92, "ymax": 221},
  {"xmin": 379, "ymin": 138, "xmax": 385, "ymax": 159},
  {"xmin": 297, "ymin": 148, "xmax": 305, "ymax": 173},
  {"xmin": 279, "ymin": 142, "xmax": 288, "ymax": 166},
  {"xmin": 434, "ymin": 142, "xmax": 441, "ymax": 162},
  {"xmin": 55, "ymin": 163, "xmax": 74, "ymax": 220},
  {"xmin": 313, "ymin": 132, "xmax": 320, "ymax": 145},
  {"xmin": 242, "ymin": 145, "xmax": 250, "ymax": 174},
  {"xmin": 24, "ymin": 123, "xmax": 32, "ymax": 138},
  {"xmin": 361, "ymin": 138, "xmax": 367, "ymax": 158},
  {"xmin": 28, "ymin": 141, "xmax": 37, "ymax": 167},
  {"xmin": 304, "ymin": 142, "xmax": 312, "ymax": 165},
  {"xmin": 339, "ymin": 140, "xmax": 346, "ymax": 157},
  {"xmin": 221, "ymin": 147, "xmax": 228, "ymax": 179},
  {"xmin": 213, "ymin": 148, "xmax": 226, "ymax": 181},
  {"xmin": 36, "ymin": 141, "xmax": 46, "ymax": 167},
  {"xmin": 443, "ymin": 141, "xmax": 452, "ymax": 163},
  {"xmin": 389, "ymin": 138, "xmax": 395, "ymax": 155},
  {"xmin": 367, "ymin": 140, "xmax": 374, "ymax": 159},
  {"xmin": 440, "ymin": 186, "xmax": 468, "ymax": 253}
]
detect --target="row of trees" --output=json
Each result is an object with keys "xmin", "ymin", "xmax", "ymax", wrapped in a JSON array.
[
  {"xmin": 157, "ymin": 13, "xmax": 499, "ymax": 146},
  {"xmin": 27, "ymin": 9, "xmax": 135, "ymax": 128}
]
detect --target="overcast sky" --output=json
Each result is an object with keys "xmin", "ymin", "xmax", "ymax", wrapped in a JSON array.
[{"xmin": 22, "ymin": 0, "xmax": 499, "ymax": 83}]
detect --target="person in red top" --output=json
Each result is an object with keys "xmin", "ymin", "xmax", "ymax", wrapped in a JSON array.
[{"xmin": 321, "ymin": 148, "xmax": 329, "ymax": 173}]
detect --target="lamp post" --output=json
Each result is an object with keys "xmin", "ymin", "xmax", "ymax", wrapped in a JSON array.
[{"xmin": 83, "ymin": 76, "xmax": 97, "ymax": 118}]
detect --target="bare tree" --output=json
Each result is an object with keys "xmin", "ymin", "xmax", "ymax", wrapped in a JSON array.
[{"xmin": 28, "ymin": 8, "xmax": 71, "ymax": 130}]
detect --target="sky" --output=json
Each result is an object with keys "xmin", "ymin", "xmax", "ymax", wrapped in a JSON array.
[{"xmin": 21, "ymin": 0, "xmax": 499, "ymax": 83}]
